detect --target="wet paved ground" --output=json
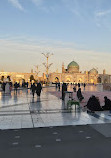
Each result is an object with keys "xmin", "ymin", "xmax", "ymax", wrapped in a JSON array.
[
  {"xmin": 0, "ymin": 85, "xmax": 111, "ymax": 158},
  {"xmin": 0, "ymin": 85, "xmax": 111, "ymax": 129}
]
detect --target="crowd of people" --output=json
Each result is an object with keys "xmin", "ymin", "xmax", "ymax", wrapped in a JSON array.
[
  {"xmin": 61, "ymin": 82, "xmax": 85, "ymax": 101},
  {"xmin": 31, "ymin": 82, "xmax": 42, "ymax": 98},
  {"xmin": 0, "ymin": 81, "xmax": 42, "ymax": 98},
  {"xmin": 1, "ymin": 80, "xmax": 111, "ymax": 112},
  {"xmin": 60, "ymin": 82, "xmax": 111, "ymax": 112},
  {"xmin": 1, "ymin": 82, "xmax": 13, "ymax": 94},
  {"xmin": 0, "ymin": 81, "xmax": 28, "ymax": 93},
  {"xmin": 85, "ymin": 96, "xmax": 111, "ymax": 112}
]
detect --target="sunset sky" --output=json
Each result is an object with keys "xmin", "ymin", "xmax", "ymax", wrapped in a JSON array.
[{"xmin": 0, "ymin": 0, "xmax": 111, "ymax": 75}]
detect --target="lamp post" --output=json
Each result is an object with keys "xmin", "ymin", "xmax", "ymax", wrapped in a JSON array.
[
  {"xmin": 34, "ymin": 65, "xmax": 40, "ymax": 81},
  {"xmin": 42, "ymin": 52, "xmax": 53, "ymax": 84}
]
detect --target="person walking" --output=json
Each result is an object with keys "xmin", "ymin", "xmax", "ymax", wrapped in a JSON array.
[
  {"xmin": 5, "ymin": 82, "xmax": 10, "ymax": 94},
  {"xmin": 31, "ymin": 83, "xmax": 36, "ymax": 98},
  {"xmin": 58, "ymin": 82, "xmax": 60, "ymax": 91},
  {"xmin": 83, "ymin": 83, "xmax": 86, "ymax": 90},
  {"xmin": 73, "ymin": 85, "xmax": 76, "ymax": 92},
  {"xmin": 2, "ymin": 82, "xmax": 6, "ymax": 93},
  {"xmin": 14, "ymin": 82, "xmax": 18, "ymax": 94},
  {"xmin": 55, "ymin": 82, "xmax": 58, "ymax": 90},
  {"xmin": 36, "ymin": 82, "xmax": 42, "ymax": 97},
  {"xmin": 78, "ymin": 82, "xmax": 80, "ymax": 88}
]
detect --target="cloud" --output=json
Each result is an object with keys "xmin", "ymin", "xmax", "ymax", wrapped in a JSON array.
[
  {"xmin": 61, "ymin": 0, "xmax": 85, "ymax": 21},
  {"xmin": 31, "ymin": 0, "xmax": 51, "ymax": 13},
  {"xmin": 96, "ymin": 9, "xmax": 111, "ymax": 17},
  {"xmin": 8, "ymin": 0, "xmax": 25, "ymax": 11},
  {"xmin": 0, "ymin": 37, "xmax": 111, "ymax": 74},
  {"xmin": 95, "ymin": 9, "xmax": 111, "ymax": 29},
  {"xmin": 31, "ymin": 0, "xmax": 43, "ymax": 6}
]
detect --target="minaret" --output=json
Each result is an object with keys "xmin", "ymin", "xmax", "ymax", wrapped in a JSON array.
[
  {"xmin": 103, "ymin": 69, "xmax": 106, "ymax": 75},
  {"xmin": 62, "ymin": 62, "xmax": 65, "ymax": 73},
  {"xmin": 31, "ymin": 69, "xmax": 33, "ymax": 73}
]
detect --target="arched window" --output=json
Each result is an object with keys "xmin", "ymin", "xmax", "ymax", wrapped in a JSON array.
[{"xmin": 66, "ymin": 78, "xmax": 71, "ymax": 82}]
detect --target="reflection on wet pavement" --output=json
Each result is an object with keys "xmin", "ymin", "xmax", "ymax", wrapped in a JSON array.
[{"xmin": 0, "ymin": 85, "xmax": 110, "ymax": 129}]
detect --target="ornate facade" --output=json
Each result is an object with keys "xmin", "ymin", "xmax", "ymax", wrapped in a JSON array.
[
  {"xmin": 0, "ymin": 71, "xmax": 45, "ymax": 84},
  {"xmin": 49, "ymin": 61, "xmax": 111, "ymax": 84},
  {"xmin": 0, "ymin": 61, "xmax": 111, "ymax": 84}
]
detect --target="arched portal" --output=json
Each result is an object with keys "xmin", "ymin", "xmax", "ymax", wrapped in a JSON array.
[
  {"xmin": 78, "ymin": 78, "xmax": 82, "ymax": 83},
  {"xmin": 97, "ymin": 77, "xmax": 101, "ymax": 83},
  {"xmin": 90, "ymin": 79, "xmax": 94, "ymax": 83},
  {"xmin": 66, "ymin": 78, "xmax": 71, "ymax": 82}
]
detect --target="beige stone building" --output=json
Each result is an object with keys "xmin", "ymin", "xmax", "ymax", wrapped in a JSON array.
[
  {"xmin": 0, "ymin": 71, "xmax": 46, "ymax": 84},
  {"xmin": 0, "ymin": 61, "xmax": 111, "ymax": 85},
  {"xmin": 0, "ymin": 71, "xmax": 35, "ymax": 83},
  {"xmin": 49, "ymin": 61, "xmax": 108, "ymax": 84}
]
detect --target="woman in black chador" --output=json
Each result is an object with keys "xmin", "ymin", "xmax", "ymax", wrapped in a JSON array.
[
  {"xmin": 102, "ymin": 96, "xmax": 111, "ymax": 110},
  {"xmin": 31, "ymin": 83, "xmax": 36, "ymax": 98},
  {"xmin": 2, "ymin": 82, "xmax": 6, "ymax": 93},
  {"xmin": 77, "ymin": 88, "xmax": 84, "ymax": 101},
  {"xmin": 86, "ymin": 95, "xmax": 103, "ymax": 112},
  {"xmin": 36, "ymin": 82, "xmax": 42, "ymax": 97},
  {"xmin": 73, "ymin": 86, "xmax": 76, "ymax": 92},
  {"xmin": 14, "ymin": 82, "xmax": 18, "ymax": 94},
  {"xmin": 62, "ymin": 83, "xmax": 67, "ymax": 100}
]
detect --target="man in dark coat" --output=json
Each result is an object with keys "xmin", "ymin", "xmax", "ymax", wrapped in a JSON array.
[
  {"xmin": 102, "ymin": 96, "xmax": 111, "ymax": 110},
  {"xmin": 62, "ymin": 83, "xmax": 67, "ymax": 100},
  {"xmin": 36, "ymin": 82, "xmax": 42, "ymax": 97}
]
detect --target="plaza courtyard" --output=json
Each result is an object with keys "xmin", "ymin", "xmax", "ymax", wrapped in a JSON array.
[
  {"xmin": 1, "ymin": 85, "xmax": 111, "ymax": 158},
  {"xmin": 0, "ymin": 84, "xmax": 111, "ymax": 129}
]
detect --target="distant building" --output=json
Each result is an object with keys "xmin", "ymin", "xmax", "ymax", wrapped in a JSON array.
[
  {"xmin": 49, "ymin": 61, "xmax": 111, "ymax": 84},
  {"xmin": 0, "ymin": 71, "xmax": 45, "ymax": 84},
  {"xmin": 0, "ymin": 61, "xmax": 111, "ymax": 85}
]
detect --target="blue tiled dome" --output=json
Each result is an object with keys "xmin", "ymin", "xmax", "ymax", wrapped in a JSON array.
[{"xmin": 67, "ymin": 61, "xmax": 79, "ymax": 69}]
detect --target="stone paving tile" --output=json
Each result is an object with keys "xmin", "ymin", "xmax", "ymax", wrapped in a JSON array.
[
  {"xmin": 0, "ymin": 86, "xmax": 111, "ymax": 129},
  {"xmin": 90, "ymin": 123, "xmax": 111, "ymax": 137}
]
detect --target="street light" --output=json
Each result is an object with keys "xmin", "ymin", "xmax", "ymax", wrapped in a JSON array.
[
  {"xmin": 42, "ymin": 52, "xmax": 53, "ymax": 83},
  {"xmin": 34, "ymin": 65, "xmax": 40, "ymax": 80}
]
